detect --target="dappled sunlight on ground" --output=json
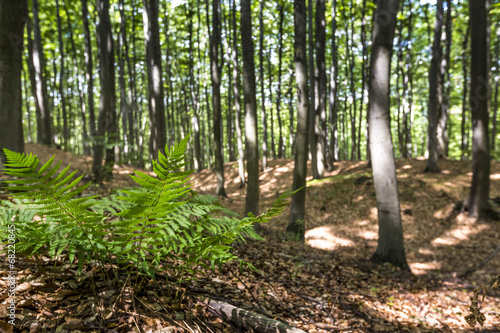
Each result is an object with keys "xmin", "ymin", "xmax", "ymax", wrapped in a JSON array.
[{"xmin": 305, "ymin": 226, "xmax": 356, "ymax": 250}]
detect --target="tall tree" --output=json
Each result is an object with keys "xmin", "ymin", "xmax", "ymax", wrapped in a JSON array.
[
  {"xmin": 143, "ymin": 0, "xmax": 166, "ymax": 161},
  {"xmin": 308, "ymin": 0, "xmax": 318, "ymax": 178},
  {"xmin": 276, "ymin": 3, "xmax": 285, "ymax": 159},
  {"xmin": 368, "ymin": 0, "xmax": 408, "ymax": 269},
  {"xmin": 31, "ymin": 0, "xmax": 52, "ymax": 145},
  {"xmin": 328, "ymin": 0, "xmax": 338, "ymax": 168},
  {"xmin": 314, "ymin": 0, "xmax": 327, "ymax": 177},
  {"xmin": 81, "ymin": 0, "xmax": 96, "ymax": 148},
  {"xmin": 0, "ymin": 0, "xmax": 26, "ymax": 166},
  {"xmin": 241, "ymin": 0, "xmax": 259, "ymax": 215},
  {"xmin": 232, "ymin": 0, "xmax": 245, "ymax": 187},
  {"xmin": 286, "ymin": 0, "xmax": 309, "ymax": 242},
  {"xmin": 92, "ymin": 0, "xmax": 116, "ymax": 182},
  {"xmin": 208, "ymin": 0, "xmax": 226, "ymax": 196},
  {"xmin": 461, "ymin": 24, "xmax": 470, "ymax": 160},
  {"xmin": 258, "ymin": 0, "xmax": 269, "ymax": 171},
  {"xmin": 465, "ymin": 0, "xmax": 492, "ymax": 219},
  {"xmin": 55, "ymin": 0, "xmax": 68, "ymax": 149},
  {"xmin": 424, "ymin": 0, "xmax": 444, "ymax": 173},
  {"xmin": 491, "ymin": 23, "xmax": 499, "ymax": 152}
]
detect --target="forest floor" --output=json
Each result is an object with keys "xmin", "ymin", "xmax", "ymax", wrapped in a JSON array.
[{"xmin": 1, "ymin": 143, "xmax": 500, "ymax": 332}]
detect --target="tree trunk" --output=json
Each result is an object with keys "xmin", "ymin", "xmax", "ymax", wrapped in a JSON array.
[
  {"xmin": 241, "ymin": 0, "xmax": 259, "ymax": 214},
  {"xmin": 424, "ymin": 0, "xmax": 444, "ymax": 173},
  {"xmin": 143, "ymin": 0, "xmax": 167, "ymax": 161},
  {"xmin": 232, "ymin": 0, "xmax": 245, "ymax": 187},
  {"xmin": 437, "ymin": 0, "xmax": 452, "ymax": 158},
  {"xmin": 55, "ymin": 0, "xmax": 68, "ymax": 149},
  {"xmin": 118, "ymin": 0, "xmax": 130, "ymax": 164},
  {"xmin": 81, "ymin": 0, "xmax": 96, "ymax": 148},
  {"xmin": 401, "ymin": 1, "xmax": 413, "ymax": 158},
  {"xmin": 259, "ymin": 0, "xmax": 268, "ymax": 171},
  {"xmin": 358, "ymin": 0, "xmax": 367, "ymax": 161},
  {"xmin": 92, "ymin": 0, "xmax": 116, "ymax": 182},
  {"xmin": 491, "ymin": 23, "xmax": 499, "ymax": 153},
  {"xmin": 328, "ymin": 0, "xmax": 338, "ymax": 168},
  {"xmin": 287, "ymin": 0, "xmax": 309, "ymax": 242},
  {"xmin": 207, "ymin": 0, "xmax": 226, "ymax": 196},
  {"xmin": 32, "ymin": 0, "xmax": 52, "ymax": 146},
  {"xmin": 465, "ymin": 0, "xmax": 491, "ymax": 219},
  {"xmin": 0, "ymin": 0, "xmax": 26, "ymax": 166},
  {"xmin": 461, "ymin": 24, "xmax": 470, "ymax": 160},
  {"xmin": 368, "ymin": 0, "xmax": 408, "ymax": 269},
  {"xmin": 315, "ymin": 0, "xmax": 327, "ymax": 177},
  {"xmin": 268, "ymin": 50, "xmax": 276, "ymax": 160},
  {"xmin": 276, "ymin": 4, "xmax": 285, "ymax": 159},
  {"xmin": 308, "ymin": 0, "xmax": 318, "ymax": 178}
]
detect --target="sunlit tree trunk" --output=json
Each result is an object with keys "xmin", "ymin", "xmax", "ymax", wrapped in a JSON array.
[
  {"xmin": 358, "ymin": 0, "xmax": 367, "ymax": 161},
  {"xmin": 241, "ymin": 0, "xmax": 259, "ymax": 215},
  {"xmin": 315, "ymin": 0, "xmax": 327, "ymax": 177},
  {"xmin": 81, "ymin": 0, "xmax": 95, "ymax": 149},
  {"xmin": 328, "ymin": 0, "xmax": 338, "ymax": 168},
  {"xmin": 424, "ymin": 0, "xmax": 443, "ymax": 173},
  {"xmin": 32, "ymin": 0, "xmax": 52, "ymax": 145},
  {"xmin": 55, "ymin": 0, "xmax": 68, "ymax": 149},
  {"xmin": 368, "ymin": 0, "xmax": 408, "ymax": 269},
  {"xmin": 276, "ymin": 4, "xmax": 285, "ymax": 159},
  {"xmin": 287, "ymin": 0, "xmax": 309, "ymax": 242},
  {"xmin": 465, "ymin": 0, "xmax": 492, "ymax": 219},
  {"xmin": 0, "ymin": 0, "xmax": 26, "ymax": 166},
  {"xmin": 259, "ymin": 0, "xmax": 268, "ymax": 171}
]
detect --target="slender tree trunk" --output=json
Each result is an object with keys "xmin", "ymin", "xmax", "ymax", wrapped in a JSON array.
[
  {"xmin": 207, "ymin": 0, "xmax": 226, "ymax": 196},
  {"xmin": 424, "ymin": 0, "xmax": 444, "ymax": 173},
  {"xmin": 81, "ymin": 0, "xmax": 95, "ymax": 147},
  {"xmin": 314, "ymin": 0, "xmax": 327, "ymax": 177},
  {"xmin": 241, "ymin": 0, "xmax": 259, "ymax": 215},
  {"xmin": 343, "ymin": 0, "xmax": 357, "ymax": 161},
  {"xmin": 395, "ymin": 14, "xmax": 404, "ymax": 158},
  {"xmin": 328, "ymin": 0, "xmax": 338, "ymax": 168},
  {"xmin": 32, "ymin": 0, "xmax": 52, "ymax": 145},
  {"xmin": 276, "ymin": 4, "xmax": 285, "ymax": 159},
  {"xmin": 259, "ymin": 0, "xmax": 268, "ymax": 171},
  {"xmin": 308, "ymin": 0, "xmax": 318, "ymax": 178},
  {"xmin": 491, "ymin": 24, "xmax": 499, "ymax": 152},
  {"xmin": 357, "ymin": 0, "xmax": 367, "ymax": 161},
  {"xmin": 92, "ymin": 0, "xmax": 116, "ymax": 182},
  {"xmin": 461, "ymin": 24, "xmax": 470, "ymax": 160},
  {"xmin": 55, "ymin": 0, "xmax": 68, "ymax": 149},
  {"xmin": 223, "ymin": 4, "xmax": 235, "ymax": 162},
  {"xmin": 268, "ymin": 50, "xmax": 276, "ymax": 160},
  {"xmin": 437, "ymin": 0, "xmax": 452, "ymax": 157},
  {"xmin": 64, "ymin": 0, "xmax": 89, "ymax": 154},
  {"xmin": 118, "ymin": 0, "xmax": 130, "ymax": 164},
  {"xmin": 287, "ymin": 68, "xmax": 295, "ymax": 158},
  {"xmin": 231, "ymin": 0, "xmax": 245, "ymax": 187},
  {"xmin": 369, "ymin": 0, "xmax": 408, "ymax": 269},
  {"xmin": 402, "ymin": 1, "xmax": 413, "ymax": 158},
  {"xmin": 143, "ymin": 0, "xmax": 167, "ymax": 161},
  {"xmin": 287, "ymin": 0, "xmax": 310, "ymax": 242},
  {"xmin": 465, "ymin": 0, "xmax": 492, "ymax": 219},
  {"xmin": 0, "ymin": 0, "xmax": 26, "ymax": 166}
]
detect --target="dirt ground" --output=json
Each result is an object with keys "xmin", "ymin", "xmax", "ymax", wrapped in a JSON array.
[{"xmin": 1, "ymin": 143, "xmax": 500, "ymax": 332}]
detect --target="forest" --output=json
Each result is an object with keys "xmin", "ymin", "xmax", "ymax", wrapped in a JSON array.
[{"xmin": 0, "ymin": 0, "xmax": 500, "ymax": 331}]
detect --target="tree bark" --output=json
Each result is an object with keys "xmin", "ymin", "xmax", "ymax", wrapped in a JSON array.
[
  {"xmin": 232, "ymin": 0, "xmax": 245, "ymax": 187},
  {"xmin": 465, "ymin": 0, "xmax": 491, "ymax": 219},
  {"xmin": 55, "ymin": 0, "xmax": 68, "ymax": 149},
  {"xmin": 358, "ymin": 0, "xmax": 367, "ymax": 161},
  {"xmin": 424, "ymin": 0, "xmax": 444, "ymax": 173},
  {"xmin": 368, "ymin": 0, "xmax": 408, "ymax": 269},
  {"xmin": 259, "ymin": 0, "xmax": 268, "ymax": 171},
  {"xmin": 461, "ymin": 24, "xmax": 470, "ymax": 160},
  {"xmin": 0, "ymin": 0, "xmax": 26, "ymax": 166},
  {"xmin": 315, "ymin": 0, "xmax": 327, "ymax": 177},
  {"xmin": 143, "ymin": 0, "xmax": 167, "ymax": 161},
  {"xmin": 241, "ymin": 0, "xmax": 259, "ymax": 214},
  {"xmin": 287, "ymin": 0, "xmax": 309, "ymax": 242},
  {"xmin": 81, "ymin": 0, "xmax": 96, "ymax": 149},
  {"xmin": 328, "ymin": 0, "xmax": 338, "ymax": 168},
  {"xmin": 276, "ymin": 4, "xmax": 285, "ymax": 159},
  {"xmin": 491, "ymin": 24, "xmax": 499, "ymax": 153},
  {"xmin": 308, "ymin": 0, "xmax": 318, "ymax": 178},
  {"xmin": 32, "ymin": 0, "xmax": 52, "ymax": 146}
]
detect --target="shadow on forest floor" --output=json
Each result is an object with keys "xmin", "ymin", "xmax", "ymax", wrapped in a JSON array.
[{"xmin": 1, "ymin": 143, "xmax": 499, "ymax": 332}]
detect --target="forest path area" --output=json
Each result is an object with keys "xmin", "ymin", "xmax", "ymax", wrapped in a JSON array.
[{"xmin": 1, "ymin": 143, "xmax": 500, "ymax": 332}]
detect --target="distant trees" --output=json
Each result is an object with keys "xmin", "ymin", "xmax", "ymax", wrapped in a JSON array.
[
  {"xmin": 287, "ymin": 0, "xmax": 309, "ymax": 242},
  {"xmin": 368, "ymin": 0, "xmax": 408, "ymax": 269},
  {"xmin": 0, "ymin": 0, "xmax": 27, "ymax": 166}
]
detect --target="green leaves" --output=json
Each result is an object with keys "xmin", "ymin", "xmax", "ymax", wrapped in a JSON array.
[{"xmin": 1, "ymin": 137, "xmax": 290, "ymax": 282}]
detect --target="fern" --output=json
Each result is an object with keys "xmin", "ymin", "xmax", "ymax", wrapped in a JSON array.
[{"xmin": 2, "ymin": 136, "xmax": 291, "ymax": 281}]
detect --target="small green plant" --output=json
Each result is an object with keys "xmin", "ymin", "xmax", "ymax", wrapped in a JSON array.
[{"xmin": 1, "ymin": 136, "xmax": 291, "ymax": 285}]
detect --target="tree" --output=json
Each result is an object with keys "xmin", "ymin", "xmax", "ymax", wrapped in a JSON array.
[
  {"xmin": 92, "ymin": 0, "xmax": 116, "ymax": 182},
  {"xmin": 81, "ymin": 0, "xmax": 96, "ymax": 149},
  {"xmin": 464, "ymin": 0, "xmax": 492, "ymax": 219},
  {"xmin": 424, "ymin": 0, "xmax": 444, "ymax": 173},
  {"xmin": 55, "ymin": 0, "xmax": 68, "ymax": 149},
  {"xmin": 328, "ymin": 0, "xmax": 338, "ymax": 169},
  {"xmin": 314, "ymin": 0, "xmax": 327, "ymax": 177},
  {"xmin": 208, "ymin": 0, "xmax": 226, "ymax": 197},
  {"xmin": 368, "ymin": 0, "xmax": 408, "ymax": 269},
  {"xmin": 286, "ymin": 0, "xmax": 309, "ymax": 242},
  {"xmin": 276, "ymin": 3, "xmax": 285, "ymax": 159},
  {"xmin": 0, "ymin": 0, "xmax": 26, "ymax": 166},
  {"xmin": 241, "ymin": 0, "xmax": 259, "ymax": 215},
  {"xmin": 31, "ymin": 0, "xmax": 52, "ymax": 146},
  {"xmin": 143, "ymin": 0, "xmax": 167, "ymax": 161},
  {"xmin": 258, "ymin": 0, "xmax": 268, "ymax": 171}
]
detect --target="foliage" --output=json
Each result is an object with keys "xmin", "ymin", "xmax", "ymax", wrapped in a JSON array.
[{"xmin": 1, "ymin": 136, "xmax": 291, "ymax": 279}]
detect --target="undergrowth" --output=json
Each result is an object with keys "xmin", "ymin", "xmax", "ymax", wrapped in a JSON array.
[{"xmin": 0, "ymin": 136, "xmax": 291, "ymax": 291}]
